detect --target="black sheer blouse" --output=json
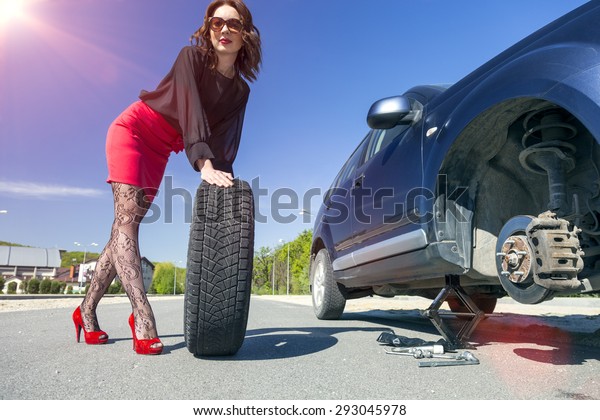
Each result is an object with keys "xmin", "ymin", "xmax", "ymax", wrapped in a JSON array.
[{"xmin": 140, "ymin": 46, "xmax": 250, "ymax": 173}]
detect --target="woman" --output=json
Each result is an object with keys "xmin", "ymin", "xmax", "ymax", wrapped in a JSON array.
[{"xmin": 72, "ymin": 0, "xmax": 262, "ymax": 355}]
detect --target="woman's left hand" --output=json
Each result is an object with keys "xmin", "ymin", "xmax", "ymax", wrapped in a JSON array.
[{"xmin": 197, "ymin": 159, "xmax": 234, "ymax": 187}]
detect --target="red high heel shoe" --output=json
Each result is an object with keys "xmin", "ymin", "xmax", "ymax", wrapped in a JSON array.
[
  {"xmin": 128, "ymin": 313, "xmax": 163, "ymax": 355},
  {"xmin": 72, "ymin": 307, "xmax": 108, "ymax": 345}
]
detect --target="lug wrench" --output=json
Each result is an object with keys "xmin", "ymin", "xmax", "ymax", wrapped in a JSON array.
[
  {"xmin": 385, "ymin": 345, "xmax": 445, "ymax": 358},
  {"xmin": 418, "ymin": 351, "xmax": 480, "ymax": 367}
]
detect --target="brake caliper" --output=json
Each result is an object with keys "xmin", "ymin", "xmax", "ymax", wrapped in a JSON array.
[{"xmin": 526, "ymin": 211, "xmax": 584, "ymax": 291}]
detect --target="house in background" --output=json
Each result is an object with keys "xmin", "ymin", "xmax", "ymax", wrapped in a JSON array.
[
  {"xmin": 141, "ymin": 257, "xmax": 155, "ymax": 292},
  {"xmin": 53, "ymin": 266, "xmax": 80, "ymax": 293},
  {"xmin": 0, "ymin": 245, "xmax": 156, "ymax": 293},
  {"xmin": 0, "ymin": 246, "xmax": 62, "ymax": 279},
  {"xmin": 72, "ymin": 257, "xmax": 155, "ymax": 293},
  {"xmin": 0, "ymin": 246, "xmax": 63, "ymax": 294}
]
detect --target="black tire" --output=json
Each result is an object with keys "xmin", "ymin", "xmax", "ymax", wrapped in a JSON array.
[
  {"xmin": 184, "ymin": 179, "xmax": 254, "ymax": 357},
  {"xmin": 310, "ymin": 249, "xmax": 346, "ymax": 320}
]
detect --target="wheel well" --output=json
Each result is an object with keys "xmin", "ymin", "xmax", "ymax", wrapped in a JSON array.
[
  {"xmin": 311, "ymin": 237, "xmax": 325, "ymax": 260},
  {"xmin": 309, "ymin": 237, "xmax": 326, "ymax": 284},
  {"xmin": 439, "ymin": 98, "xmax": 600, "ymax": 279}
]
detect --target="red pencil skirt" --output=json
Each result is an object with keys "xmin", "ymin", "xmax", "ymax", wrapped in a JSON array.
[{"xmin": 106, "ymin": 100, "xmax": 183, "ymax": 201}]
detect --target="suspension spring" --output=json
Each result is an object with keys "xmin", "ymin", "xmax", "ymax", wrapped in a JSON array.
[{"xmin": 518, "ymin": 107, "xmax": 578, "ymax": 215}]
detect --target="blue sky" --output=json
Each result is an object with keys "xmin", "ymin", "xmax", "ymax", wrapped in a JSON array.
[{"xmin": 0, "ymin": 0, "xmax": 590, "ymax": 265}]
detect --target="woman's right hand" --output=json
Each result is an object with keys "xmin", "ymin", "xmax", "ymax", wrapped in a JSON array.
[{"xmin": 197, "ymin": 159, "xmax": 234, "ymax": 187}]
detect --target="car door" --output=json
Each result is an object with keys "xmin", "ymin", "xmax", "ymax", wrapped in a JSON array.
[
  {"xmin": 351, "ymin": 101, "xmax": 426, "ymax": 261},
  {"xmin": 321, "ymin": 134, "xmax": 370, "ymax": 261}
]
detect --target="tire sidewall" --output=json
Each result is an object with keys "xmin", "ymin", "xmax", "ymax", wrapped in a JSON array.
[{"xmin": 311, "ymin": 249, "xmax": 345, "ymax": 320}]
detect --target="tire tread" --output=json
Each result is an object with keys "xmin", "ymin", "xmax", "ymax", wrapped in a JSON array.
[{"xmin": 184, "ymin": 179, "xmax": 254, "ymax": 356}]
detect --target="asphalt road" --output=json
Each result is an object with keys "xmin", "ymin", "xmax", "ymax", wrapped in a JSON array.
[{"xmin": 0, "ymin": 295, "xmax": 599, "ymax": 400}]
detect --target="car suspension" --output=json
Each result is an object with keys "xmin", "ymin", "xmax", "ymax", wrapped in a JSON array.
[
  {"xmin": 499, "ymin": 107, "xmax": 585, "ymax": 293},
  {"xmin": 518, "ymin": 106, "xmax": 577, "ymax": 216}
]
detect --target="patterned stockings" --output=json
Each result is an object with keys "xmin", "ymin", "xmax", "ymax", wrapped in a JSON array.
[{"xmin": 80, "ymin": 182, "xmax": 159, "ymax": 341}]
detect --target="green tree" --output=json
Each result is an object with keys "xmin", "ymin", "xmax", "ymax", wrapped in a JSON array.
[
  {"xmin": 50, "ymin": 281, "xmax": 63, "ymax": 294},
  {"xmin": 148, "ymin": 279, "xmax": 157, "ymax": 294},
  {"xmin": 290, "ymin": 230, "xmax": 312, "ymax": 294},
  {"xmin": 28, "ymin": 279, "xmax": 40, "ymax": 294},
  {"xmin": 150, "ymin": 262, "xmax": 185, "ymax": 294},
  {"xmin": 61, "ymin": 251, "xmax": 101, "ymax": 267},
  {"xmin": 272, "ymin": 246, "xmax": 287, "ymax": 295},
  {"xmin": 0, "ymin": 241, "xmax": 26, "ymax": 247},
  {"xmin": 175, "ymin": 267, "xmax": 186, "ymax": 294},
  {"xmin": 263, "ymin": 230, "xmax": 313, "ymax": 295},
  {"xmin": 7, "ymin": 282, "xmax": 17, "ymax": 294},
  {"xmin": 108, "ymin": 280, "xmax": 124, "ymax": 294},
  {"xmin": 0, "ymin": 275, "xmax": 5, "ymax": 294},
  {"xmin": 40, "ymin": 279, "xmax": 52, "ymax": 294},
  {"xmin": 252, "ymin": 246, "xmax": 274, "ymax": 294}
]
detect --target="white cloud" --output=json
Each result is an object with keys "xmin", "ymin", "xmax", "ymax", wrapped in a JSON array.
[{"xmin": 0, "ymin": 180, "xmax": 104, "ymax": 198}]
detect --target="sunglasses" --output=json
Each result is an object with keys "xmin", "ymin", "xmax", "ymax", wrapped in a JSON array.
[{"xmin": 209, "ymin": 17, "xmax": 243, "ymax": 34}]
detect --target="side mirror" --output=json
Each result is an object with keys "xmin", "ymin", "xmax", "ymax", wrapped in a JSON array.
[{"xmin": 366, "ymin": 96, "xmax": 420, "ymax": 129}]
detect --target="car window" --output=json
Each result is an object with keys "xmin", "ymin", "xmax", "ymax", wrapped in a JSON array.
[
  {"xmin": 361, "ymin": 97, "xmax": 424, "ymax": 166},
  {"xmin": 326, "ymin": 132, "xmax": 371, "ymax": 201},
  {"xmin": 363, "ymin": 124, "xmax": 410, "ymax": 165}
]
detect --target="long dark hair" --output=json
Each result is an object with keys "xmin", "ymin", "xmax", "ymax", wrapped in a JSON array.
[{"xmin": 190, "ymin": 0, "xmax": 262, "ymax": 82}]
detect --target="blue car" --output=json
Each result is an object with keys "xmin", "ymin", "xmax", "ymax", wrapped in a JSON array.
[{"xmin": 309, "ymin": 1, "xmax": 600, "ymax": 321}]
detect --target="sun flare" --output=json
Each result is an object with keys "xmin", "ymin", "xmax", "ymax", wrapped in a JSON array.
[{"xmin": 0, "ymin": 0, "xmax": 27, "ymax": 25}]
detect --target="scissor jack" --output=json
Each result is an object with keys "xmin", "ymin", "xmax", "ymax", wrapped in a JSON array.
[{"xmin": 420, "ymin": 274, "xmax": 485, "ymax": 350}]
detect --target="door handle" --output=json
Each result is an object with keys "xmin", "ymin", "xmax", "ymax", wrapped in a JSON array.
[{"xmin": 354, "ymin": 174, "xmax": 365, "ymax": 188}]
